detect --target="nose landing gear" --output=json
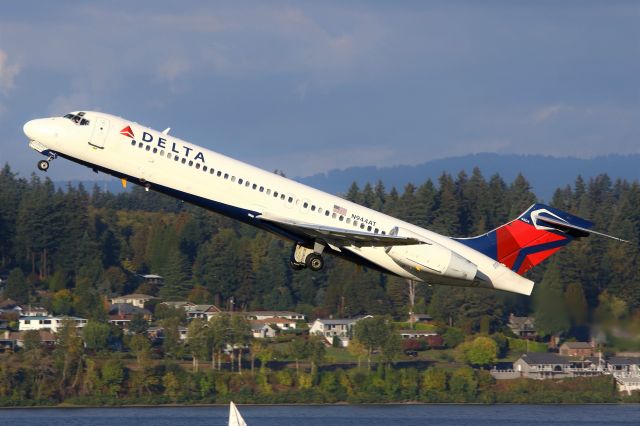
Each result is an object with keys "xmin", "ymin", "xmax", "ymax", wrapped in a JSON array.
[
  {"xmin": 36, "ymin": 153, "xmax": 57, "ymax": 172},
  {"xmin": 37, "ymin": 160, "xmax": 50, "ymax": 171}
]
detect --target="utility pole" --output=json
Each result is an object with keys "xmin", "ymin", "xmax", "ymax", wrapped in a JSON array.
[{"xmin": 407, "ymin": 279, "xmax": 416, "ymax": 328}]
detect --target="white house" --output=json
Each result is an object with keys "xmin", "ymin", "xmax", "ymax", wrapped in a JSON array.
[
  {"xmin": 254, "ymin": 317, "xmax": 298, "ymax": 331},
  {"xmin": 245, "ymin": 311, "xmax": 306, "ymax": 322},
  {"xmin": 399, "ymin": 330, "xmax": 438, "ymax": 339},
  {"xmin": 110, "ymin": 293, "xmax": 157, "ymax": 309},
  {"xmin": 309, "ymin": 316, "xmax": 371, "ymax": 347},
  {"xmin": 250, "ymin": 321, "xmax": 277, "ymax": 339},
  {"xmin": 19, "ymin": 316, "xmax": 87, "ymax": 333}
]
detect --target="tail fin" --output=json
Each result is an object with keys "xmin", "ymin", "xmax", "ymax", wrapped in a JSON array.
[{"xmin": 456, "ymin": 203, "xmax": 623, "ymax": 275}]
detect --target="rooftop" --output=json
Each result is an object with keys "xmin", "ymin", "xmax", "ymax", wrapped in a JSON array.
[
  {"xmin": 253, "ymin": 317, "xmax": 295, "ymax": 324},
  {"xmin": 519, "ymin": 352, "xmax": 570, "ymax": 365},
  {"xmin": 608, "ymin": 356, "xmax": 640, "ymax": 366},
  {"xmin": 245, "ymin": 310, "xmax": 305, "ymax": 317},
  {"xmin": 111, "ymin": 293, "xmax": 157, "ymax": 300},
  {"xmin": 314, "ymin": 318, "xmax": 358, "ymax": 325},
  {"xmin": 108, "ymin": 303, "xmax": 151, "ymax": 315}
]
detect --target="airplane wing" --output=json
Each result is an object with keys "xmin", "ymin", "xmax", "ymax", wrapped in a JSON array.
[{"xmin": 256, "ymin": 212, "xmax": 423, "ymax": 248}]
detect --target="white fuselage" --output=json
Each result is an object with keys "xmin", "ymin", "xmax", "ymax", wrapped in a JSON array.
[{"xmin": 23, "ymin": 111, "xmax": 534, "ymax": 295}]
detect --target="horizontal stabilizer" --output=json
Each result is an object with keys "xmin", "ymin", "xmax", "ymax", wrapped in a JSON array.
[{"xmin": 534, "ymin": 214, "xmax": 629, "ymax": 243}]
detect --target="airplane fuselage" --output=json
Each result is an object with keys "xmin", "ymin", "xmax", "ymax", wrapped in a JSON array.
[{"xmin": 23, "ymin": 111, "xmax": 536, "ymax": 295}]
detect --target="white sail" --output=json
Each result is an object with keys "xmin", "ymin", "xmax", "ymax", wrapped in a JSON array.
[{"xmin": 229, "ymin": 401, "xmax": 248, "ymax": 426}]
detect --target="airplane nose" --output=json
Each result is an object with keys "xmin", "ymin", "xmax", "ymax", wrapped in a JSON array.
[
  {"xmin": 23, "ymin": 118, "xmax": 58, "ymax": 142},
  {"xmin": 23, "ymin": 119, "xmax": 38, "ymax": 140}
]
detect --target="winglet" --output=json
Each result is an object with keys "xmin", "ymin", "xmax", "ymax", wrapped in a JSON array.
[{"xmin": 162, "ymin": 127, "xmax": 171, "ymax": 135}]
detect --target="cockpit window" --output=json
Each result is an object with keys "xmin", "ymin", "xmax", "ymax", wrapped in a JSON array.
[{"xmin": 63, "ymin": 112, "xmax": 90, "ymax": 126}]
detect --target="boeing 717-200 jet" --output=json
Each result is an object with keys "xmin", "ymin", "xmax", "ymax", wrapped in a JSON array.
[{"xmin": 22, "ymin": 111, "xmax": 625, "ymax": 296}]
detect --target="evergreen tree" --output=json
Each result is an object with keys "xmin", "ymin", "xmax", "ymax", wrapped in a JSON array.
[
  {"xmin": 361, "ymin": 183, "xmax": 376, "ymax": 208},
  {"xmin": 373, "ymin": 180, "xmax": 387, "ymax": 211},
  {"xmin": 160, "ymin": 249, "xmax": 192, "ymax": 299},
  {"xmin": 508, "ymin": 174, "xmax": 537, "ymax": 218},
  {"xmin": 345, "ymin": 182, "xmax": 362, "ymax": 203},
  {"xmin": 533, "ymin": 261, "xmax": 571, "ymax": 337},
  {"xmin": 431, "ymin": 173, "xmax": 460, "ymax": 235},
  {"xmin": 5, "ymin": 267, "xmax": 28, "ymax": 303}
]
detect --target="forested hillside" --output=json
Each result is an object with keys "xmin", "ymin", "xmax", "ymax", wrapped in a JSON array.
[{"xmin": 1, "ymin": 164, "xmax": 638, "ymax": 340}]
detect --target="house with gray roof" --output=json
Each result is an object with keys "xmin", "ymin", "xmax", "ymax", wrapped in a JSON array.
[
  {"xmin": 309, "ymin": 315, "xmax": 372, "ymax": 347},
  {"xmin": 512, "ymin": 352, "xmax": 602, "ymax": 379},
  {"xmin": 607, "ymin": 357, "xmax": 640, "ymax": 394},
  {"xmin": 507, "ymin": 313, "xmax": 536, "ymax": 339},
  {"xmin": 185, "ymin": 304, "xmax": 223, "ymax": 321}
]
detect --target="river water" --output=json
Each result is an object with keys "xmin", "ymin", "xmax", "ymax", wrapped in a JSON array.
[{"xmin": 1, "ymin": 404, "xmax": 639, "ymax": 426}]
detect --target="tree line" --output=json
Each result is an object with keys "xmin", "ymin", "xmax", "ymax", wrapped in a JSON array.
[{"xmin": 1, "ymin": 163, "xmax": 639, "ymax": 341}]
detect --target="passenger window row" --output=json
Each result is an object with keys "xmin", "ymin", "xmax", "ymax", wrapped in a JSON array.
[{"xmin": 132, "ymin": 140, "xmax": 384, "ymax": 235}]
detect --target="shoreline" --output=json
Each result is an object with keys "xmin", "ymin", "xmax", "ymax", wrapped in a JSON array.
[{"xmin": 2, "ymin": 402, "xmax": 639, "ymax": 409}]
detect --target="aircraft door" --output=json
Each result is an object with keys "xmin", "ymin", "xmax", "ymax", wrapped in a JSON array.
[{"xmin": 89, "ymin": 117, "xmax": 110, "ymax": 148}]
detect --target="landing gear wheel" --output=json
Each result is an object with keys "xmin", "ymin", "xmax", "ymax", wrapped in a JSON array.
[
  {"xmin": 37, "ymin": 160, "xmax": 49, "ymax": 171},
  {"xmin": 305, "ymin": 253, "xmax": 324, "ymax": 271}
]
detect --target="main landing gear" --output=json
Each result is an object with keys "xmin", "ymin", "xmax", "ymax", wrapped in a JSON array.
[
  {"xmin": 290, "ymin": 242, "xmax": 325, "ymax": 272},
  {"xmin": 37, "ymin": 153, "xmax": 57, "ymax": 172}
]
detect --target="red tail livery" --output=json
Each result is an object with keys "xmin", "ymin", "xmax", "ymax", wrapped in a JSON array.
[{"xmin": 457, "ymin": 204, "xmax": 597, "ymax": 275}]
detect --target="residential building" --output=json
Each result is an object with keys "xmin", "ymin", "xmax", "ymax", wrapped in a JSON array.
[
  {"xmin": 309, "ymin": 316, "xmax": 371, "ymax": 347},
  {"xmin": 606, "ymin": 356, "xmax": 640, "ymax": 393},
  {"xmin": 0, "ymin": 298, "xmax": 22, "ymax": 315},
  {"xmin": 245, "ymin": 311, "xmax": 306, "ymax": 322},
  {"xmin": 110, "ymin": 293, "xmax": 157, "ymax": 309},
  {"xmin": 146, "ymin": 325, "xmax": 188, "ymax": 341},
  {"xmin": 19, "ymin": 315, "xmax": 87, "ymax": 333},
  {"xmin": 20, "ymin": 306, "xmax": 49, "ymax": 317},
  {"xmin": 253, "ymin": 317, "xmax": 297, "ymax": 331},
  {"xmin": 399, "ymin": 330, "xmax": 438, "ymax": 339},
  {"xmin": 108, "ymin": 303, "xmax": 152, "ymax": 328},
  {"xmin": 507, "ymin": 313, "xmax": 537, "ymax": 339},
  {"xmin": 250, "ymin": 321, "xmax": 277, "ymax": 339},
  {"xmin": 185, "ymin": 304, "xmax": 223, "ymax": 321},
  {"xmin": 559, "ymin": 341, "xmax": 594, "ymax": 357},
  {"xmin": 606, "ymin": 357, "xmax": 640, "ymax": 375},
  {"xmin": 510, "ymin": 352, "xmax": 602, "ymax": 379},
  {"xmin": 398, "ymin": 330, "xmax": 444, "ymax": 348},
  {"xmin": 0, "ymin": 330, "xmax": 17, "ymax": 351},
  {"xmin": 160, "ymin": 301, "xmax": 196, "ymax": 310},
  {"xmin": 8, "ymin": 330, "xmax": 56, "ymax": 348},
  {"xmin": 141, "ymin": 274, "xmax": 163, "ymax": 286},
  {"xmin": 407, "ymin": 313, "xmax": 433, "ymax": 324}
]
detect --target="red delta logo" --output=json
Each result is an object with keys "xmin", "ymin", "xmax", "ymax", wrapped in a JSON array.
[{"xmin": 120, "ymin": 126, "xmax": 135, "ymax": 139}]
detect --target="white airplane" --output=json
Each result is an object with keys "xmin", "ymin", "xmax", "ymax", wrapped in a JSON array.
[{"xmin": 22, "ymin": 111, "xmax": 625, "ymax": 296}]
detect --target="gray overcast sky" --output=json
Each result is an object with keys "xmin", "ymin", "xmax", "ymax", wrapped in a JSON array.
[{"xmin": 0, "ymin": 1, "xmax": 638, "ymax": 182}]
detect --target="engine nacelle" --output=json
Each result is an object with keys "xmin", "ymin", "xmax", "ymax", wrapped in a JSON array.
[{"xmin": 386, "ymin": 227, "xmax": 478, "ymax": 281}]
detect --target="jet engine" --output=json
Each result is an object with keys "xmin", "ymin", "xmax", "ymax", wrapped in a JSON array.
[{"xmin": 385, "ymin": 227, "xmax": 478, "ymax": 281}]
